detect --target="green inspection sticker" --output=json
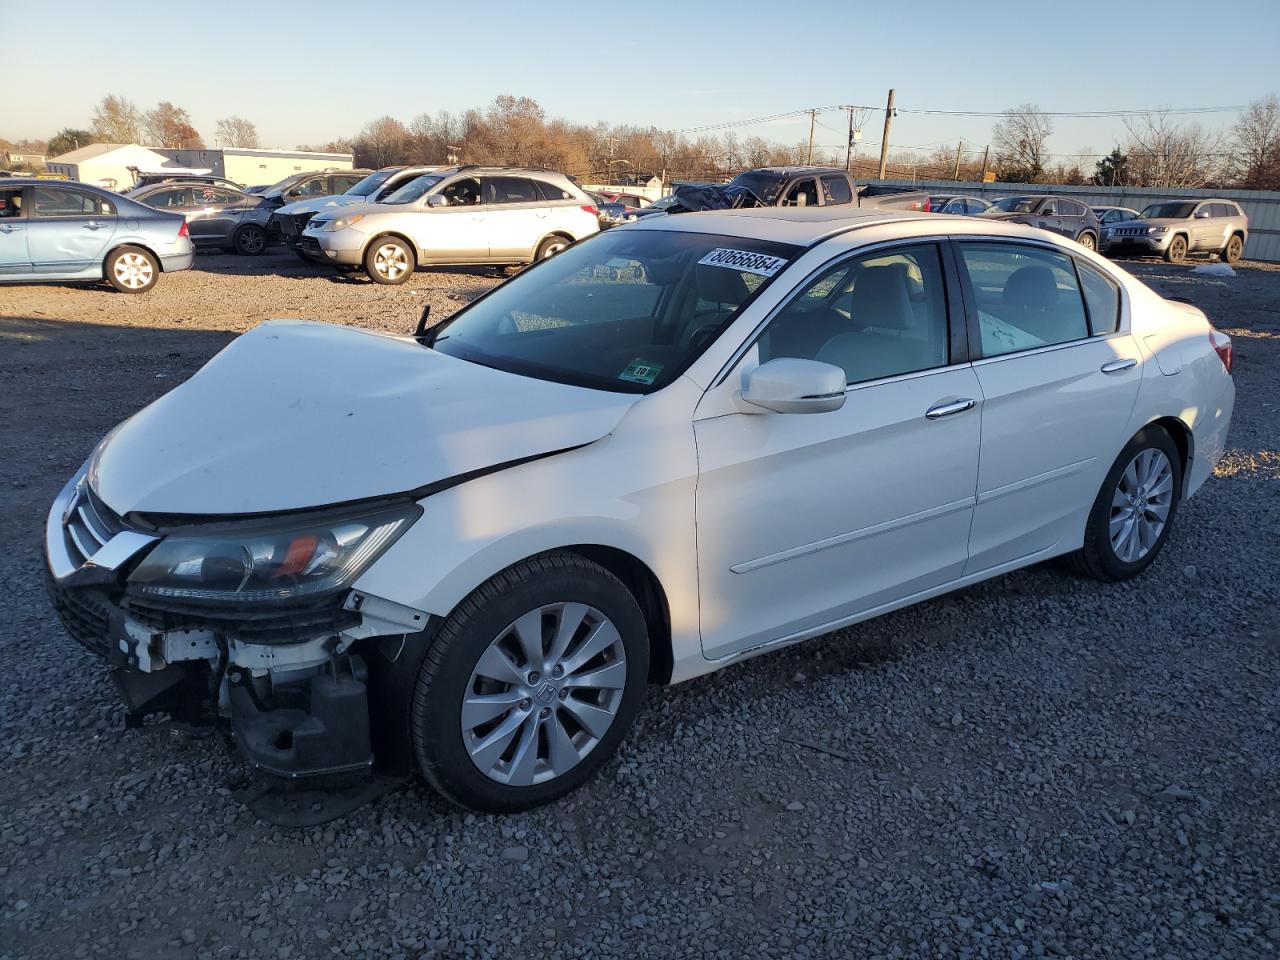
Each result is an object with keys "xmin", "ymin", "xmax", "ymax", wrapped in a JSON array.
[{"xmin": 619, "ymin": 359, "xmax": 663, "ymax": 385}]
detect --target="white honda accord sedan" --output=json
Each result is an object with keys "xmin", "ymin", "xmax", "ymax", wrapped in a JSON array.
[{"xmin": 45, "ymin": 206, "xmax": 1235, "ymax": 816}]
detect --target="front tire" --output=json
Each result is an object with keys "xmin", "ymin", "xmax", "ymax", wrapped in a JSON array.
[
  {"xmin": 411, "ymin": 553, "xmax": 649, "ymax": 812},
  {"xmin": 1163, "ymin": 235, "xmax": 1188, "ymax": 263},
  {"xmin": 1223, "ymin": 234, "xmax": 1244, "ymax": 264},
  {"xmin": 105, "ymin": 246, "xmax": 158, "ymax": 294},
  {"xmin": 364, "ymin": 237, "xmax": 414, "ymax": 284},
  {"xmin": 1064, "ymin": 426, "xmax": 1182, "ymax": 581},
  {"xmin": 233, "ymin": 224, "xmax": 267, "ymax": 256}
]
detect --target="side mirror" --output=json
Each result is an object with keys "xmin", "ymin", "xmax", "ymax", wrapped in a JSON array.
[
  {"xmin": 425, "ymin": 195, "xmax": 448, "ymax": 208},
  {"xmin": 740, "ymin": 358, "xmax": 846, "ymax": 415}
]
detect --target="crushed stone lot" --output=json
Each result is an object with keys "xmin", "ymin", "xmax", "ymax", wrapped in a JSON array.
[{"xmin": 1, "ymin": 251, "xmax": 1278, "ymax": 960}]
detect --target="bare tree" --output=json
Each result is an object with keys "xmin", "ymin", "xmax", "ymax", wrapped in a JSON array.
[
  {"xmin": 1123, "ymin": 110, "xmax": 1222, "ymax": 189},
  {"xmin": 353, "ymin": 117, "xmax": 411, "ymax": 168},
  {"xmin": 992, "ymin": 104, "xmax": 1053, "ymax": 182},
  {"xmin": 142, "ymin": 102, "xmax": 203, "ymax": 148},
  {"xmin": 90, "ymin": 95, "xmax": 142, "ymax": 143},
  {"xmin": 215, "ymin": 116, "xmax": 260, "ymax": 148},
  {"xmin": 1227, "ymin": 94, "xmax": 1280, "ymax": 190}
]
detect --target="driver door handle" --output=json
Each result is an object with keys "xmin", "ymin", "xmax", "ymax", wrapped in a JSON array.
[
  {"xmin": 0, "ymin": 224, "xmax": 21, "ymax": 233},
  {"xmin": 83, "ymin": 221, "xmax": 103, "ymax": 231},
  {"xmin": 925, "ymin": 398, "xmax": 975, "ymax": 420},
  {"xmin": 1101, "ymin": 358, "xmax": 1137, "ymax": 374}
]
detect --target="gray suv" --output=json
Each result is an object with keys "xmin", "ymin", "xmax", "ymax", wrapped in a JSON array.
[
  {"xmin": 1100, "ymin": 199, "xmax": 1248, "ymax": 264},
  {"xmin": 301, "ymin": 166, "xmax": 600, "ymax": 284}
]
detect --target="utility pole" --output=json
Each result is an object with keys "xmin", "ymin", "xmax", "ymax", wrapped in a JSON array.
[
  {"xmin": 979, "ymin": 144, "xmax": 990, "ymax": 182},
  {"xmin": 806, "ymin": 109, "xmax": 817, "ymax": 165},
  {"xmin": 952, "ymin": 141, "xmax": 963, "ymax": 181},
  {"xmin": 845, "ymin": 107, "xmax": 854, "ymax": 172},
  {"xmin": 877, "ymin": 89, "xmax": 895, "ymax": 181}
]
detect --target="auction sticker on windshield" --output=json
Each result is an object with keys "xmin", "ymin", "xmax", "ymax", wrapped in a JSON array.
[
  {"xmin": 619, "ymin": 359, "xmax": 663, "ymax": 385},
  {"xmin": 697, "ymin": 248, "xmax": 787, "ymax": 277}
]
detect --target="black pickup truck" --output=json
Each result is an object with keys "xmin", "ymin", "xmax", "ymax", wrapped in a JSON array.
[{"xmin": 671, "ymin": 166, "xmax": 929, "ymax": 214}]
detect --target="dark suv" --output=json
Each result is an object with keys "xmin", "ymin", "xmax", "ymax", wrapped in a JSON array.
[{"xmin": 982, "ymin": 195, "xmax": 1100, "ymax": 250}]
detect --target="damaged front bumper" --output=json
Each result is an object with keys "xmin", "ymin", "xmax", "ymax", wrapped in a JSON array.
[{"xmin": 44, "ymin": 469, "xmax": 434, "ymax": 820}]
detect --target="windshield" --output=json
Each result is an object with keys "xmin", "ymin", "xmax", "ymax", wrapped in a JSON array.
[
  {"xmin": 1140, "ymin": 201, "xmax": 1196, "ymax": 219},
  {"xmin": 987, "ymin": 196, "xmax": 1039, "ymax": 214},
  {"xmin": 345, "ymin": 170, "xmax": 396, "ymax": 197},
  {"xmin": 725, "ymin": 171, "xmax": 785, "ymax": 205},
  {"xmin": 381, "ymin": 175, "xmax": 446, "ymax": 204},
  {"xmin": 430, "ymin": 230, "xmax": 801, "ymax": 393}
]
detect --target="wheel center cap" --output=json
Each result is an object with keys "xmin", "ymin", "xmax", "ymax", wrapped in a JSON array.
[{"xmin": 534, "ymin": 681, "xmax": 557, "ymax": 705}]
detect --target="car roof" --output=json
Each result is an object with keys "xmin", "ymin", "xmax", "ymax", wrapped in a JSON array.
[{"xmin": 625, "ymin": 204, "xmax": 1067, "ymax": 248}]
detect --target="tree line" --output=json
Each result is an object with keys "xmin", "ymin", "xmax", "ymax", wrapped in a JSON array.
[{"xmin": 4, "ymin": 93, "xmax": 1279, "ymax": 192}]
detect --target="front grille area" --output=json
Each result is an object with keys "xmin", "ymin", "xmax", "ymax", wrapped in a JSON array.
[
  {"xmin": 45, "ymin": 566, "xmax": 116, "ymax": 658},
  {"xmin": 279, "ymin": 213, "xmax": 312, "ymax": 241},
  {"xmin": 298, "ymin": 235, "xmax": 324, "ymax": 257},
  {"xmin": 64, "ymin": 483, "xmax": 124, "ymax": 566},
  {"xmin": 1113, "ymin": 227, "xmax": 1150, "ymax": 238},
  {"xmin": 124, "ymin": 595, "xmax": 357, "ymax": 645}
]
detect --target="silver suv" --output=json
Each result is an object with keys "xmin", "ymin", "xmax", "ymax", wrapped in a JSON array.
[
  {"xmin": 301, "ymin": 166, "xmax": 600, "ymax": 284},
  {"xmin": 1101, "ymin": 199, "xmax": 1248, "ymax": 264}
]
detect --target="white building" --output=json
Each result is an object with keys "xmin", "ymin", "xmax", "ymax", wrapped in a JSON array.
[
  {"xmin": 156, "ymin": 147, "xmax": 354, "ymax": 186},
  {"xmin": 44, "ymin": 143, "xmax": 172, "ymax": 191}
]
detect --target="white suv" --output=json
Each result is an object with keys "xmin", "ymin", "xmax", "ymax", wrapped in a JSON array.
[{"xmin": 300, "ymin": 166, "xmax": 600, "ymax": 283}]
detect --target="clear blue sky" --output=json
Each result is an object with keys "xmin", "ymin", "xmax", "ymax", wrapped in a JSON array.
[{"xmin": 3, "ymin": 0, "xmax": 1277, "ymax": 164}]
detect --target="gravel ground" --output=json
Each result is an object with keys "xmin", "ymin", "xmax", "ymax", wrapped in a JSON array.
[{"xmin": 1, "ymin": 252, "xmax": 1277, "ymax": 960}]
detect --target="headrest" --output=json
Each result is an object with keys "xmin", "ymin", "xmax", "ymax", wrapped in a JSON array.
[
  {"xmin": 695, "ymin": 265, "xmax": 751, "ymax": 306},
  {"xmin": 1003, "ymin": 265, "xmax": 1058, "ymax": 312},
  {"xmin": 849, "ymin": 264, "xmax": 914, "ymax": 330}
]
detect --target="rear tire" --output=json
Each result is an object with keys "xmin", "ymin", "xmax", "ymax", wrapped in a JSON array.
[
  {"xmin": 1063, "ymin": 426, "xmax": 1182, "ymax": 582},
  {"xmin": 364, "ymin": 237, "xmax": 414, "ymax": 284},
  {"xmin": 105, "ymin": 246, "xmax": 158, "ymax": 294},
  {"xmin": 1163, "ymin": 235, "xmax": 1188, "ymax": 263},
  {"xmin": 233, "ymin": 224, "xmax": 267, "ymax": 256},
  {"xmin": 1076, "ymin": 231, "xmax": 1097, "ymax": 251},
  {"xmin": 411, "ymin": 552, "xmax": 649, "ymax": 813},
  {"xmin": 1223, "ymin": 234, "xmax": 1244, "ymax": 264},
  {"xmin": 535, "ymin": 235, "xmax": 571, "ymax": 261}
]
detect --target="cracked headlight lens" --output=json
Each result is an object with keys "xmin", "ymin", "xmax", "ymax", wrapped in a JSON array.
[{"xmin": 128, "ymin": 502, "xmax": 419, "ymax": 605}]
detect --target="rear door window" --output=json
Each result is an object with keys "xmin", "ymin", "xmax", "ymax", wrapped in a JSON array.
[
  {"xmin": 1076, "ymin": 260, "xmax": 1121, "ymax": 334},
  {"xmin": 956, "ymin": 243, "xmax": 1089, "ymax": 358},
  {"xmin": 486, "ymin": 177, "xmax": 541, "ymax": 204},
  {"xmin": 820, "ymin": 175, "xmax": 854, "ymax": 205}
]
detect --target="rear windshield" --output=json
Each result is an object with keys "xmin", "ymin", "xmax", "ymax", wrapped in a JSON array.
[
  {"xmin": 345, "ymin": 170, "xmax": 396, "ymax": 196},
  {"xmin": 1140, "ymin": 201, "xmax": 1196, "ymax": 219},
  {"xmin": 988, "ymin": 196, "xmax": 1040, "ymax": 214},
  {"xmin": 430, "ymin": 229, "xmax": 801, "ymax": 393}
]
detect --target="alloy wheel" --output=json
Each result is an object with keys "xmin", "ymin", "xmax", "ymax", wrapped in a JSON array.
[
  {"xmin": 374, "ymin": 243, "xmax": 408, "ymax": 280},
  {"xmin": 541, "ymin": 240, "xmax": 568, "ymax": 259},
  {"xmin": 461, "ymin": 602, "xmax": 627, "ymax": 786},
  {"xmin": 1078, "ymin": 232, "xmax": 1096, "ymax": 250},
  {"xmin": 1109, "ymin": 448, "xmax": 1174, "ymax": 562},
  {"xmin": 239, "ymin": 228, "xmax": 265, "ymax": 254},
  {"xmin": 113, "ymin": 253, "xmax": 153, "ymax": 290}
]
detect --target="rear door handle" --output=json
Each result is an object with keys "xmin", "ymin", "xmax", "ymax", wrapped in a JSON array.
[
  {"xmin": 83, "ymin": 221, "xmax": 102, "ymax": 231},
  {"xmin": 0, "ymin": 224, "xmax": 21, "ymax": 233},
  {"xmin": 925, "ymin": 398, "xmax": 976, "ymax": 420},
  {"xmin": 1101, "ymin": 358, "xmax": 1137, "ymax": 373}
]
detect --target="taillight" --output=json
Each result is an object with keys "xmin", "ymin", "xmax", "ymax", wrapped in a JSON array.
[
  {"xmin": 177, "ymin": 220, "xmax": 189, "ymax": 238},
  {"xmin": 1209, "ymin": 328, "xmax": 1233, "ymax": 374},
  {"xmin": 923, "ymin": 198, "xmax": 932, "ymax": 212},
  {"xmin": 581, "ymin": 205, "xmax": 599, "ymax": 217}
]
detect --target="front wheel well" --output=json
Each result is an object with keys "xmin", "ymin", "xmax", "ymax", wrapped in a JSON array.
[
  {"xmin": 362, "ymin": 232, "xmax": 419, "ymax": 265},
  {"xmin": 560, "ymin": 545, "xmax": 673, "ymax": 685}
]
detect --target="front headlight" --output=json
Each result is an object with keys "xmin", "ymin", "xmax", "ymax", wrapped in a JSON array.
[
  {"xmin": 324, "ymin": 214, "xmax": 364, "ymax": 232},
  {"xmin": 1147, "ymin": 226, "xmax": 1167, "ymax": 235},
  {"xmin": 127, "ymin": 502, "xmax": 419, "ymax": 606}
]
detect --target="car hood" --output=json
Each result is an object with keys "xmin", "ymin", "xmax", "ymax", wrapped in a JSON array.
[
  {"xmin": 306, "ymin": 200, "xmax": 397, "ymax": 224},
  {"xmin": 276, "ymin": 194, "xmax": 368, "ymax": 217},
  {"xmin": 90, "ymin": 320, "xmax": 640, "ymax": 516}
]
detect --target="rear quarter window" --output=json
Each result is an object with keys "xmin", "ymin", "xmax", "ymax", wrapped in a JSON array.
[{"xmin": 1077, "ymin": 261, "xmax": 1121, "ymax": 334}]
